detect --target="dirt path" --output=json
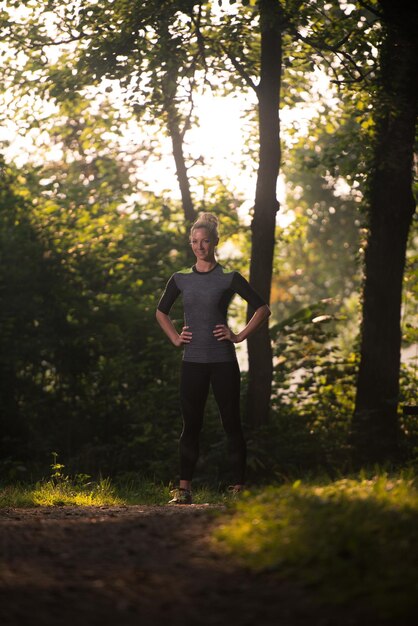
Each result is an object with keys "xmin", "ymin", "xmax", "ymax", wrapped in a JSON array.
[{"xmin": 0, "ymin": 505, "xmax": 389, "ymax": 626}]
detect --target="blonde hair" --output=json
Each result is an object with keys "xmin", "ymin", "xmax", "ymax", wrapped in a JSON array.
[{"xmin": 190, "ymin": 212, "xmax": 219, "ymax": 242}]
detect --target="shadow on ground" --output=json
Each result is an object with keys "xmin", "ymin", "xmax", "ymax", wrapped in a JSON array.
[{"xmin": 0, "ymin": 505, "xmax": 399, "ymax": 626}]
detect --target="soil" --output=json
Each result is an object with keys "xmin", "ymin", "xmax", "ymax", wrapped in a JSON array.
[{"xmin": 0, "ymin": 504, "xmax": 395, "ymax": 626}]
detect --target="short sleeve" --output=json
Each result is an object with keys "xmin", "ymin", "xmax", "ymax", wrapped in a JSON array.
[
  {"xmin": 157, "ymin": 275, "xmax": 181, "ymax": 314},
  {"xmin": 231, "ymin": 272, "xmax": 266, "ymax": 310}
]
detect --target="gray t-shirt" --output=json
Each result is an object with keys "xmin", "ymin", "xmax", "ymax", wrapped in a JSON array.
[{"xmin": 157, "ymin": 263, "xmax": 266, "ymax": 363}]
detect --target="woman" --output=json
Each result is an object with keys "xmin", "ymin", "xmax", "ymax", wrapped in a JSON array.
[{"xmin": 156, "ymin": 212, "xmax": 271, "ymax": 504}]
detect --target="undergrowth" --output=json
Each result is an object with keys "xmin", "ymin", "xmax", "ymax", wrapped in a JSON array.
[
  {"xmin": 213, "ymin": 469, "xmax": 418, "ymax": 620},
  {"xmin": 0, "ymin": 481, "xmax": 233, "ymax": 507},
  {"xmin": 0, "ymin": 477, "xmax": 123, "ymax": 508},
  {"xmin": 0, "ymin": 453, "xmax": 233, "ymax": 507}
]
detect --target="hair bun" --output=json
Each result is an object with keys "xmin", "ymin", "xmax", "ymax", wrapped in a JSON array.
[
  {"xmin": 190, "ymin": 212, "xmax": 220, "ymax": 241},
  {"xmin": 197, "ymin": 212, "xmax": 218, "ymax": 226}
]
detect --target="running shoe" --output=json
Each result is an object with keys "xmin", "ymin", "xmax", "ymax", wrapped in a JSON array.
[
  {"xmin": 227, "ymin": 485, "xmax": 244, "ymax": 499},
  {"xmin": 168, "ymin": 487, "xmax": 192, "ymax": 505}
]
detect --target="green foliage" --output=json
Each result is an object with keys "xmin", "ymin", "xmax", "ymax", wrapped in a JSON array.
[
  {"xmin": 50, "ymin": 451, "xmax": 66, "ymax": 483},
  {"xmin": 214, "ymin": 470, "xmax": 418, "ymax": 619},
  {"xmin": 243, "ymin": 289, "xmax": 417, "ymax": 479},
  {"xmin": 274, "ymin": 112, "xmax": 364, "ymax": 323},
  {"xmin": 272, "ymin": 301, "xmax": 357, "ymax": 417},
  {"xmin": 31, "ymin": 476, "xmax": 122, "ymax": 507},
  {"xmin": 0, "ymin": 485, "xmax": 35, "ymax": 508},
  {"xmin": 267, "ymin": 301, "xmax": 357, "ymax": 473},
  {"xmin": 0, "ymin": 453, "xmax": 122, "ymax": 507},
  {"xmin": 0, "ymin": 478, "xmax": 119, "ymax": 508},
  {"xmin": 0, "ymin": 455, "xmax": 236, "ymax": 507},
  {"xmin": 0, "ymin": 144, "xmax": 188, "ymax": 479},
  {"xmin": 0, "ymin": 479, "xmax": 234, "ymax": 507},
  {"xmin": 0, "ymin": 142, "xmax": 250, "ymax": 484}
]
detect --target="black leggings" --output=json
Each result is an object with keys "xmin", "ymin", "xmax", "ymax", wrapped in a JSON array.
[{"xmin": 179, "ymin": 360, "xmax": 246, "ymax": 484}]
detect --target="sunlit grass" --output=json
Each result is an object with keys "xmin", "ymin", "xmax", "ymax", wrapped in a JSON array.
[
  {"xmin": 33, "ymin": 477, "xmax": 123, "ymax": 507},
  {"xmin": 213, "ymin": 470, "xmax": 418, "ymax": 619},
  {"xmin": 0, "ymin": 477, "xmax": 123, "ymax": 508},
  {"xmin": 0, "ymin": 477, "xmax": 232, "ymax": 508}
]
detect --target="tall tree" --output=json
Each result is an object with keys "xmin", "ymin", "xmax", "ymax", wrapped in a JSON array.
[
  {"xmin": 210, "ymin": 0, "xmax": 383, "ymax": 427},
  {"xmin": 246, "ymin": 0, "xmax": 283, "ymax": 426},
  {"xmin": 351, "ymin": 0, "xmax": 418, "ymax": 464},
  {"xmin": 207, "ymin": 0, "xmax": 297, "ymax": 426}
]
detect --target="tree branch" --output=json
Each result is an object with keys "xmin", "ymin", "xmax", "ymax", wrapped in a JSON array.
[
  {"xmin": 179, "ymin": 77, "xmax": 196, "ymax": 141},
  {"xmin": 357, "ymin": 0, "xmax": 384, "ymax": 19},
  {"xmin": 219, "ymin": 43, "xmax": 258, "ymax": 93},
  {"xmin": 190, "ymin": 2, "xmax": 208, "ymax": 74},
  {"xmin": 292, "ymin": 27, "xmax": 373, "ymax": 84}
]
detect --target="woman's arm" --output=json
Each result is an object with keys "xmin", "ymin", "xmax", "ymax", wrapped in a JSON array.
[
  {"xmin": 156, "ymin": 309, "xmax": 192, "ymax": 347},
  {"xmin": 213, "ymin": 304, "xmax": 271, "ymax": 343}
]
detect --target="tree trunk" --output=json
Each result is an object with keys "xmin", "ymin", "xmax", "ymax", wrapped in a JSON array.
[
  {"xmin": 158, "ymin": 13, "xmax": 196, "ymax": 226},
  {"xmin": 246, "ymin": 0, "xmax": 282, "ymax": 428},
  {"xmin": 352, "ymin": 1, "xmax": 417, "ymax": 465},
  {"xmin": 166, "ymin": 107, "xmax": 196, "ymax": 224}
]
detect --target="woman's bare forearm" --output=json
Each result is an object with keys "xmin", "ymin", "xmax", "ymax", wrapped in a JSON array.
[
  {"xmin": 156, "ymin": 310, "xmax": 192, "ymax": 347},
  {"xmin": 156, "ymin": 310, "xmax": 181, "ymax": 346},
  {"xmin": 235, "ymin": 304, "xmax": 271, "ymax": 343}
]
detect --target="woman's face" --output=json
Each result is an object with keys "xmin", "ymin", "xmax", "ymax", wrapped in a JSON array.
[{"xmin": 190, "ymin": 227, "xmax": 217, "ymax": 262}]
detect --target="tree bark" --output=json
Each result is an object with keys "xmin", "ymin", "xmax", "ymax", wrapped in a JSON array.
[
  {"xmin": 166, "ymin": 107, "xmax": 196, "ymax": 224},
  {"xmin": 246, "ymin": 0, "xmax": 282, "ymax": 428},
  {"xmin": 158, "ymin": 13, "xmax": 196, "ymax": 225},
  {"xmin": 352, "ymin": 1, "xmax": 417, "ymax": 465}
]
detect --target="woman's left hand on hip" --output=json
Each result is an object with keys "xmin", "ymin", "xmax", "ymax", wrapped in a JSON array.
[{"xmin": 213, "ymin": 324, "xmax": 238, "ymax": 343}]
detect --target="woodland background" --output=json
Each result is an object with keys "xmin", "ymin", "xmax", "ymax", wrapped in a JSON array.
[{"xmin": 0, "ymin": 0, "xmax": 416, "ymax": 486}]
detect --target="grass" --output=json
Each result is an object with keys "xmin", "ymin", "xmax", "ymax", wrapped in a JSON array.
[
  {"xmin": 0, "ymin": 476, "xmax": 233, "ymax": 508},
  {"xmin": 0, "ymin": 450, "xmax": 230, "ymax": 508},
  {"xmin": 113, "ymin": 476, "xmax": 228, "ymax": 505},
  {"xmin": 0, "ymin": 477, "xmax": 123, "ymax": 508},
  {"xmin": 213, "ymin": 470, "xmax": 418, "ymax": 620}
]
